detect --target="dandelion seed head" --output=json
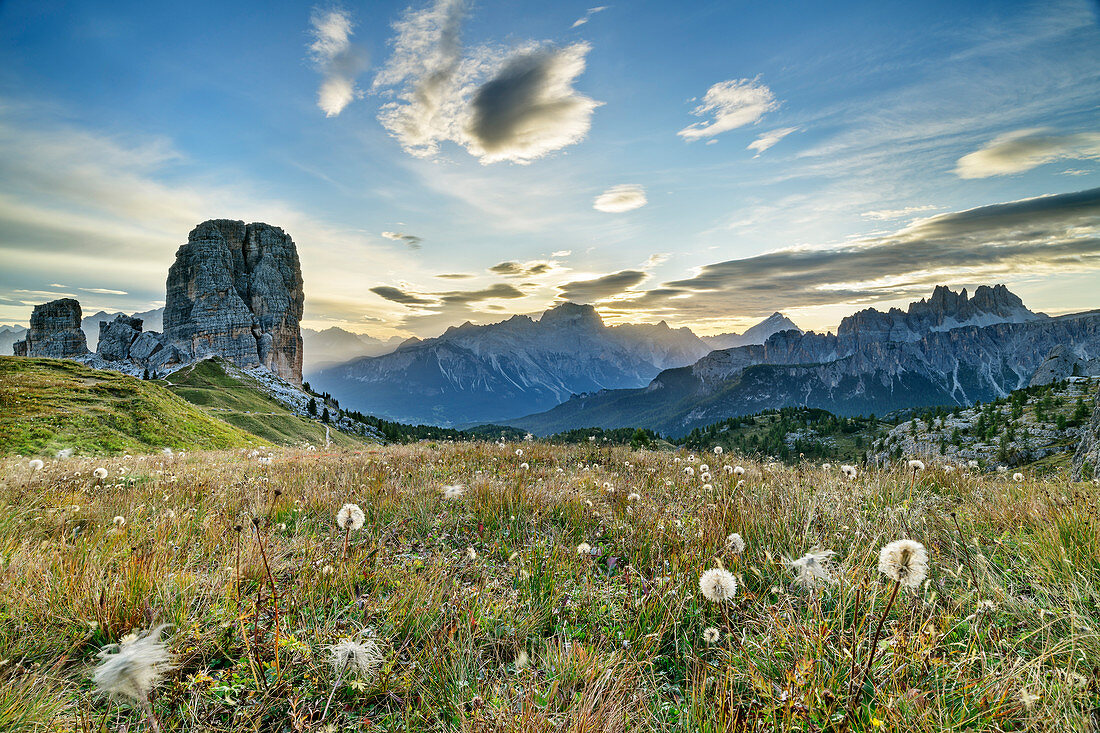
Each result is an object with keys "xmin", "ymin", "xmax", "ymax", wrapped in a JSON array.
[
  {"xmin": 1012, "ymin": 472, "xmax": 1024, "ymax": 482},
  {"xmin": 788, "ymin": 548, "xmax": 837, "ymax": 589},
  {"xmin": 726, "ymin": 533, "xmax": 745, "ymax": 554},
  {"xmin": 441, "ymin": 484, "xmax": 465, "ymax": 500},
  {"xmin": 92, "ymin": 624, "xmax": 173, "ymax": 701},
  {"xmin": 465, "ymin": 546, "xmax": 477, "ymax": 560},
  {"xmin": 336, "ymin": 503, "xmax": 365, "ymax": 530},
  {"xmin": 907, "ymin": 459, "xmax": 925, "ymax": 471},
  {"xmin": 878, "ymin": 539, "xmax": 929, "ymax": 589},
  {"xmin": 112, "ymin": 516, "xmax": 126, "ymax": 528},
  {"xmin": 698, "ymin": 567, "xmax": 737, "ymax": 603},
  {"xmin": 329, "ymin": 637, "xmax": 382, "ymax": 678},
  {"xmin": 29, "ymin": 459, "xmax": 44, "ymax": 471},
  {"xmin": 703, "ymin": 627, "xmax": 720, "ymax": 644},
  {"xmin": 93, "ymin": 467, "xmax": 108, "ymax": 479},
  {"xmin": 577, "ymin": 542, "xmax": 592, "ymax": 555}
]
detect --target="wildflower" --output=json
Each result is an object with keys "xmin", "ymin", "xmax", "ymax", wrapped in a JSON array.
[
  {"xmin": 577, "ymin": 542, "xmax": 592, "ymax": 555},
  {"xmin": 515, "ymin": 649, "xmax": 529, "ymax": 670},
  {"xmin": 441, "ymin": 484, "xmax": 465, "ymax": 500},
  {"xmin": 841, "ymin": 464, "xmax": 857, "ymax": 480},
  {"xmin": 328, "ymin": 637, "xmax": 382, "ymax": 678},
  {"xmin": 520, "ymin": 462, "xmax": 529, "ymax": 470},
  {"xmin": 788, "ymin": 548, "xmax": 837, "ymax": 589},
  {"xmin": 698, "ymin": 567, "xmax": 737, "ymax": 603},
  {"xmin": 907, "ymin": 459, "xmax": 925, "ymax": 472},
  {"xmin": 465, "ymin": 546, "xmax": 477, "ymax": 561},
  {"xmin": 1019, "ymin": 688, "xmax": 1039, "ymax": 709},
  {"xmin": 336, "ymin": 503, "xmax": 365, "ymax": 531},
  {"xmin": 112, "ymin": 516, "xmax": 126, "ymax": 528},
  {"xmin": 723, "ymin": 465, "xmax": 734, "ymax": 474},
  {"xmin": 161, "ymin": 447, "xmax": 173, "ymax": 456},
  {"xmin": 878, "ymin": 539, "xmax": 929, "ymax": 590},
  {"xmin": 56, "ymin": 448, "xmax": 73, "ymax": 459},
  {"xmin": 627, "ymin": 492, "xmax": 641, "ymax": 502},
  {"xmin": 700, "ymin": 464, "xmax": 709, "ymax": 473},
  {"xmin": 92, "ymin": 624, "xmax": 174, "ymax": 702},
  {"xmin": 29, "ymin": 459, "xmax": 44, "ymax": 471},
  {"xmin": 684, "ymin": 466, "xmax": 694, "ymax": 476},
  {"xmin": 93, "ymin": 467, "xmax": 108, "ymax": 479},
  {"xmin": 733, "ymin": 466, "xmax": 745, "ymax": 476},
  {"xmin": 703, "ymin": 627, "xmax": 721, "ymax": 644},
  {"xmin": 322, "ymin": 564, "xmax": 334, "ymax": 575},
  {"xmin": 822, "ymin": 463, "xmax": 831, "ymax": 470},
  {"xmin": 968, "ymin": 459, "xmax": 979, "ymax": 468},
  {"xmin": 1012, "ymin": 472, "xmax": 1024, "ymax": 482},
  {"xmin": 713, "ymin": 446, "xmax": 723, "ymax": 455},
  {"xmin": 515, "ymin": 449, "xmax": 523, "ymax": 456},
  {"xmin": 727, "ymin": 533, "xmax": 745, "ymax": 554}
]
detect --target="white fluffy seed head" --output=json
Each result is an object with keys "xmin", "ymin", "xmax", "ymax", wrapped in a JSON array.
[
  {"xmin": 93, "ymin": 467, "xmax": 108, "ymax": 479},
  {"xmin": 576, "ymin": 542, "xmax": 592, "ymax": 556},
  {"xmin": 29, "ymin": 459, "xmax": 44, "ymax": 471},
  {"xmin": 328, "ymin": 637, "xmax": 383, "ymax": 678},
  {"xmin": 699, "ymin": 568, "xmax": 737, "ymax": 603},
  {"xmin": 878, "ymin": 539, "xmax": 929, "ymax": 589},
  {"xmin": 336, "ymin": 503, "xmax": 365, "ymax": 531},
  {"xmin": 788, "ymin": 548, "xmax": 838, "ymax": 589},
  {"xmin": 907, "ymin": 459, "xmax": 925, "ymax": 471},
  {"xmin": 726, "ymin": 533, "xmax": 745, "ymax": 554},
  {"xmin": 703, "ymin": 627, "xmax": 721, "ymax": 644},
  {"xmin": 92, "ymin": 624, "xmax": 174, "ymax": 701}
]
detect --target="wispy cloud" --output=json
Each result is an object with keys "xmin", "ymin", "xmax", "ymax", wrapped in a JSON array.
[
  {"xmin": 80, "ymin": 287, "xmax": 128, "ymax": 295},
  {"xmin": 381, "ymin": 230, "xmax": 423, "ymax": 249},
  {"xmin": 593, "ymin": 184, "xmax": 647, "ymax": 213},
  {"xmin": 954, "ymin": 128, "xmax": 1100, "ymax": 178},
  {"xmin": 861, "ymin": 205, "xmax": 938, "ymax": 221},
  {"xmin": 489, "ymin": 260, "xmax": 554, "ymax": 277},
  {"xmin": 609, "ymin": 188, "xmax": 1100, "ymax": 318},
  {"xmin": 747, "ymin": 127, "xmax": 798, "ymax": 156},
  {"xmin": 571, "ymin": 6, "xmax": 607, "ymax": 28},
  {"xmin": 308, "ymin": 8, "xmax": 368, "ymax": 117},
  {"xmin": 678, "ymin": 78, "xmax": 779, "ymax": 142},
  {"xmin": 557, "ymin": 269, "xmax": 647, "ymax": 303}
]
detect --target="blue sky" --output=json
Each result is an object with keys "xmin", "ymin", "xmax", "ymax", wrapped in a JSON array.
[{"xmin": 1, "ymin": 0, "xmax": 1098, "ymax": 338}]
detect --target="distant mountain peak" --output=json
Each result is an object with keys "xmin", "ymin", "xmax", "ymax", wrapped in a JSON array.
[
  {"xmin": 540, "ymin": 302, "xmax": 604, "ymax": 328},
  {"xmin": 702, "ymin": 312, "xmax": 802, "ymax": 350}
]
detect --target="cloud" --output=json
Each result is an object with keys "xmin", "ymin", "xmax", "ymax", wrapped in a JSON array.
[
  {"xmin": 435, "ymin": 272, "xmax": 474, "ymax": 279},
  {"xmin": 374, "ymin": 0, "xmax": 599, "ymax": 163},
  {"xmin": 747, "ymin": 127, "xmax": 798, "ymax": 156},
  {"xmin": 79, "ymin": 287, "xmax": 128, "ymax": 295},
  {"xmin": 489, "ymin": 260, "xmax": 553, "ymax": 277},
  {"xmin": 381, "ymin": 230, "xmax": 423, "ymax": 249},
  {"xmin": 593, "ymin": 184, "xmax": 647, "ymax": 213},
  {"xmin": 860, "ymin": 205, "xmax": 939, "ymax": 221},
  {"xmin": 552, "ymin": 249, "xmax": 572, "ymax": 257},
  {"xmin": 438, "ymin": 282, "xmax": 525, "ymax": 304},
  {"xmin": 464, "ymin": 43, "xmax": 599, "ymax": 164},
  {"xmin": 954, "ymin": 128, "xmax": 1100, "ymax": 178},
  {"xmin": 610, "ymin": 188, "xmax": 1100, "ymax": 318},
  {"xmin": 678, "ymin": 78, "xmax": 779, "ymax": 142},
  {"xmin": 557, "ymin": 269, "xmax": 647, "ymax": 303},
  {"xmin": 369, "ymin": 285, "xmax": 435, "ymax": 306},
  {"xmin": 309, "ymin": 8, "xmax": 368, "ymax": 117},
  {"xmin": 571, "ymin": 6, "xmax": 607, "ymax": 28}
]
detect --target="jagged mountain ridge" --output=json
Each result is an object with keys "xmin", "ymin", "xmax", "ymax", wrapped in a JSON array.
[
  {"xmin": 307, "ymin": 302, "xmax": 715, "ymax": 426},
  {"xmin": 301, "ymin": 327, "xmax": 405, "ymax": 371},
  {"xmin": 509, "ymin": 286, "xmax": 1100, "ymax": 437}
]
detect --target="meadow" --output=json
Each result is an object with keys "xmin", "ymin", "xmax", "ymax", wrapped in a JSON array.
[{"xmin": 0, "ymin": 442, "xmax": 1097, "ymax": 731}]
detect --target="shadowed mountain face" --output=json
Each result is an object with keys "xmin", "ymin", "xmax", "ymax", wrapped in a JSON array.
[
  {"xmin": 508, "ymin": 286, "xmax": 1100, "ymax": 437},
  {"xmin": 307, "ymin": 302, "xmax": 714, "ymax": 426}
]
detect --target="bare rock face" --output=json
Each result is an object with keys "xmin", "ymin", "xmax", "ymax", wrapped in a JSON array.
[
  {"xmin": 163, "ymin": 220, "xmax": 304, "ymax": 383},
  {"xmin": 13, "ymin": 298, "xmax": 90, "ymax": 358},
  {"xmin": 96, "ymin": 315, "xmax": 143, "ymax": 361},
  {"xmin": 1074, "ymin": 390, "xmax": 1100, "ymax": 481}
]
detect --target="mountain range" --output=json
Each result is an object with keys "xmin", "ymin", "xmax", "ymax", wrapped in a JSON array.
[
  {"xmin": 509, "ymin": 285, "xmax": 1100, "ymax": 436},
  {"xmin": 307, "ymin": 302, "xmax": 749, "ymax": 425}
]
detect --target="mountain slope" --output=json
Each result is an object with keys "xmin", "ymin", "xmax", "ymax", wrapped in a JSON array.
[
  {"xmin": 302, "ymin": 327, "xmax": 403, "ymax": 371},
  {"xmin": 510, "ymin": 292, "xmax": 1100, "ymax": 437},
  {"xmin": 308, "ymin": 302, "xmax": 712, "ymax": 425},
  {"xmin": 0, "ymin": 356, "xmax": 262, "ymax": 455}
]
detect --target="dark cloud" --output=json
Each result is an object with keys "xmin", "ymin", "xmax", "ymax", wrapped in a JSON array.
[
  {"xmin": 370, "ymin": 286, "xmax": 435, "ymax": 306},
  {"xmin": 439, "ymin": 283, "xmax": 525, "ymax": 304},
  {"xmin": 465, "ymin": 43, "xmax": 599, "ymax": 164},
  {"xmin": 614, "ymin": 187, "xmax": 1100, "ymax": 318},
  {"xmin": 435, "ymin": 273, "xmax": 475, "ymax": 279},
  {"xmin": 489, "ymin": 260, "xmax": 552, "ymax": 277},
  {"xmin": 557, "ymin": 270, "xmax": 647, "ymax": 304}
]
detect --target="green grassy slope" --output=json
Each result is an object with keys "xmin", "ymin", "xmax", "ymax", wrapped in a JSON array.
[
  {"xmin": 161, "ymin": 359, "xmax": 372, "ymax": 449},
  {"xmin": 0, "ymin": 356, "xmax": 262, "ymax": 456}
]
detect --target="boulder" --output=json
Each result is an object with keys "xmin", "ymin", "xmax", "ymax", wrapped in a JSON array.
[
  {"xmin": 162, "ymin": 220, "xmax": 304, "ymax": 383},
  {"xmin": 13, "ymin": 298, "xmax": 90, "ymax": 358},
  {"xmin": 96, "ymin": 315, "xmax": 143, "ymax": 361},
  {"xmin": 129, "ymin": 331, "xmax": 163, "ymax": 362}
]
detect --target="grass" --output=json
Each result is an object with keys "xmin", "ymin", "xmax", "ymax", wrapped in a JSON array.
[
  {"xmin": 161, "ymin": 359, "xmax": 373, "ymax": 450},
  {"xmin": 0, "ymin": 442, "xmax": 1097, "ymax": 731},
  {"xmin": 0, "ymin": 357, "xmax": 262, "ymax": 456}
]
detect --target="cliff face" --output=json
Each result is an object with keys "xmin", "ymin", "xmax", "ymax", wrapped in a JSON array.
[
  {"xmin": 1074, "ymin": 390, "xmax": 1100, "ymax": 481},
  {"xmin": 13, "ymin": 299, "xmax": 89, "ymax": 358},
  {"xmin": 163, "ymin": 220, "xmax": 304, "ymax": 383}
]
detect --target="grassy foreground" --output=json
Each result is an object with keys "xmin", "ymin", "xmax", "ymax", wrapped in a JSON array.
[{"xmin": 0, "ymin": 443, "xmax": 1097, "ymax": 731}]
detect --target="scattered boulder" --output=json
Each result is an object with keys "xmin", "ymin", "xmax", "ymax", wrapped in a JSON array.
[
  {"xmin": 163, "ymin": 220, "xmax": 304, "ymax": 383},
  {"xmin": 13, "ymin": 298, "xmax": 90, "ymax": 358},
  {"xmin": 96, "ymin": 315, "xmax": 143, "ymax": 361}
]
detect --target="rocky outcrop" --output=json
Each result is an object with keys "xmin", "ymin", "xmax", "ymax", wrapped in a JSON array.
[
  {"xmin": 163, "ymin": 220, "xmax": 304, "ymax": 383},
  {"xmin": 13, "ymin": 299, "xmax": 90, "ymax": 358},
  {"xmin": 96, "ymin": 315, "xmax": 143, "ymax": 361},
  {"xmin": 1029, "ymin": 344, "xmax": 1100, "ymax": 386},
  {"xmin": 1074, "ymin": 390, "xmax": 1100, "ymax": 481}
]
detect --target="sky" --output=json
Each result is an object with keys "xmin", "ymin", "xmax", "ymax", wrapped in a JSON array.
[{"xmin": 1, "ymin": 0, "xmax": 1098, "ymax": 339}]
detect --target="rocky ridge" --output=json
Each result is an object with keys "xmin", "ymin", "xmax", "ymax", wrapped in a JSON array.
[{"xmin": 13, "ymin": 299, "xmax": 90, "ymax": 359}]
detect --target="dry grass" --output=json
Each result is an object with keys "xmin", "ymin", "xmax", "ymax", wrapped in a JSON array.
[{"xmin": 0, "ymin": 443, "xmax": 1097, "ymax": 731}]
